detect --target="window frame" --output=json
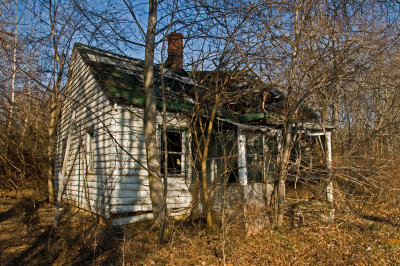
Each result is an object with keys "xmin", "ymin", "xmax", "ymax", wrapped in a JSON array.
[
  {"xmin": 245, "ymin": 133, "xmax": 265, "ymax": 183},
  {"xmin": 159, "ymin": 127, "xmax": 187, "ymax": 175},
  {"xmin": 245, "ymin": 132, "xmax": 278, "ymax": 183},
  {"xmin": 85, "ymin": 128, "xmax": 95, "ymax": 174},
  {"xmin": 207, "ymin": 130, "xmax": 239, "ymax": 184}
]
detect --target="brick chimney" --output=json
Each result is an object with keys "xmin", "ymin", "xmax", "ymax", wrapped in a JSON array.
[{"xmin": 167, "ymin": 32, "xmax": 183, "ymax": 71}]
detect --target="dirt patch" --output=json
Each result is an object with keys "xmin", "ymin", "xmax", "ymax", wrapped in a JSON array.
[{"xmin": 0, "ymin": 190, "xmax": 119, "ymax": 265}]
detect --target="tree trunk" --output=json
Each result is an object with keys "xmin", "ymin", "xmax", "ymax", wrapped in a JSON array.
[
  {"xmin": 200, "ymin": 147, "xmax": 213, "ymax": 230},
  {"xmin": 143, "ymin": 0, "xmax": 164, "ymax": 225},
  {"xmin": 277, "ymin": 123, "xmax": 292, "ymax": 227},
  {"xmin": 192, "ymin": 104, "xmax": 218, "ymax": 230},
  {"xmin": 159, "ymin": 50, "xmax": 169, "ymax": 241},
  {"xmin": 200, "ymin": 97, "xmax": 219, "ymax": 230},
  {"xmin": 47, "ymin": 92, "xmax": 59, "ymax": 203}
]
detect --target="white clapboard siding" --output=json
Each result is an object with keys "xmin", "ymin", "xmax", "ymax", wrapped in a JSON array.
[
  {"xmin": 113, "ymin": 120, "xmax": 145, "ymax": 129},
  {"xmin": 111, "ymin": 204, "xmax": 153, "ymax": 213},
  {"xmin": 110, "ymin": 202, "xmax": 191, "ymax": 215},
  {"xmin": 111, "ymin": 207, "xmax": 190, "ymax": 225},
  {"xmin": 85, "ymin": 140, "xmax": 146, "ymax": 151},
  {"xmin": 77, "ymin": 180, "xmax": 190, "ymax": 191},
  {"xmin": 55, "ymin": 48, "xmax": 113, "ymax": 205},
  {"xmin": 55, "ymin": 45, "xmax": 193, "ymax": 224},
  {"xmin": 79, "ymin": 175, "xmax": 190, "ymax": 188},
  {"xmin": 64, "ymin": 183, "xmax": 191, "ymax": 198},
  {"xmin": 64, "ymin": 192, "xmax": 191, "ymax": 208},
  {"xmin": 112, "ymin": 213, "xmax": 154, "ymax": 226},
  {"xmin": 107, "ymin": 175, "xmax": 191, "ymax": 185}
]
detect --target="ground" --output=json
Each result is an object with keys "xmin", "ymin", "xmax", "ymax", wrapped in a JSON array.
[{"xmin": 0, "ymin": 189, "xmax": 399, "ymax": 265}]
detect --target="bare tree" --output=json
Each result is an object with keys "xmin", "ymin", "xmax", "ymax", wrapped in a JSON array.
[
  {"xmin": 72, "ymin": 0, "xmax": 187, "ymax": 228},
  {"xmin": 142, "ymin": 0, "xmax": 165, "ymax": 225}
]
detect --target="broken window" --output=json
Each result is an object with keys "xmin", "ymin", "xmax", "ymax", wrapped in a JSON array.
[
  {"xmin": 206, "ymin": 130, "xmax": 238, "ymax": 184},
  {"xmin": 246, "ymin": 133, "xmax": 278, "ymax": 183},
  {"xmin": 246, "ymin": 134, "xmax": 264, "ymax": 183},
  {"xmin": 265, "ymin": 137, "xmax": 278, "ymax": 182},
  {"xmin": 161, "ymin": 130, "xmax": 183, "ymax": 174}
]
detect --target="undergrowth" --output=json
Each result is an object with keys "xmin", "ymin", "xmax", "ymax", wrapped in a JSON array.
[{"xmin": 1, "ymin": 187, "xmax": 399, "ymax": 265}]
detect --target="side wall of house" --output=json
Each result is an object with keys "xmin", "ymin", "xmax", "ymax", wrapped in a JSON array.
[
  {"xmin": 108, "ymin": 106, "xmax": 192, "ymax": 225},
  {"xmin": 55, "ymin": 49, "xmax": 115, "ymax": 217},
  {"xmin": 55, "ymin": 51, "xmax": 192, "ymax": 223}
]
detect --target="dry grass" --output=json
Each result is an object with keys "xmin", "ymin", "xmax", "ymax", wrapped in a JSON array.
[
  {"xmin": 0, "ymin": 185, "xmax": 399, "ymax": 265},
  {"xmin": 120, "ymin": 209, "xmax": 400, "ymax": 265}
]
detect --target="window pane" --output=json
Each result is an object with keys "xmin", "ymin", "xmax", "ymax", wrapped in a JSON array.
[
  {"xmin": 246, "ymin": 134, "xmax": 264, "ymax": 183},
  {"xmin": 247, "ymin": 155, "xmax": 263, "ymax": 182},
  {"xmin": 161, "ymin": 130, "xmax": 183, "ymax": 174},
  {"xmin": 168, "ymin": 153, "xmax": 181, "ymax": 173},
  {"xmin": 246, "ymin": 134, "xmax": 263, "ymax": 154},
  {"xmin": 206, "ymin": 130, "xmax": 238, "ymax": 183},
  {"xmin": 264, "ymin": 137, "xmax": 277, "ymax": 182},
  {"xmin": 169, "ymin": 131, "xmax": 182, "ymax": 153},
  {"xmin": 165, "ymin": 131, "xmax": 182, "ymax": 152}
]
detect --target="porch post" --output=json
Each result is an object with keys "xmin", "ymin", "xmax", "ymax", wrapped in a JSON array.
[
  {"xmin": 238, "ymin": 129, "xmax": 248, "ymax": 185},
  {"xmin": 326, "ymin": 131, "xmax": 333, "ymax": 202}
]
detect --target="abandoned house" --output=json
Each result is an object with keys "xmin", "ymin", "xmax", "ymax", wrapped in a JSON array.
[{"xmin": 55, "ymin": 34, "xmax": 334, "ymax": 225}]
